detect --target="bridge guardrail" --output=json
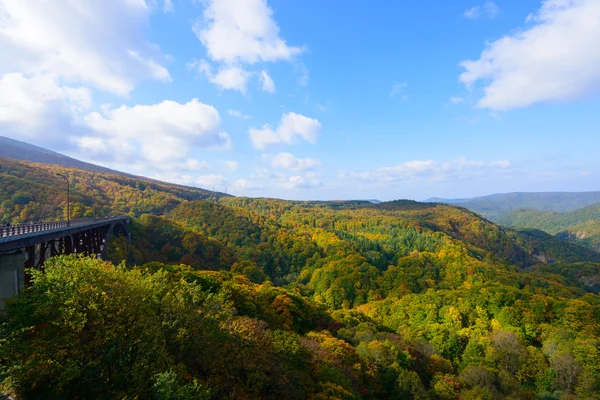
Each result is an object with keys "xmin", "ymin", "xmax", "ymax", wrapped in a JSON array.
[{"xmin": 0, "ymin": 217, "xmax": 127, "ymax": 239}]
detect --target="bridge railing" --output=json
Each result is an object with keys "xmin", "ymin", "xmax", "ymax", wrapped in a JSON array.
[
  {"xmin": 0, "ymin": 217, "xmax": 127, "ymax": 239},
  {"xmin": 0, "ymin": 221, "xmax": 69, "ymax": 238}
]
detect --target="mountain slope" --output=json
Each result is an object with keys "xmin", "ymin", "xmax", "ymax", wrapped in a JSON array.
[
  {"xmin": 0, "ymin": 136, "xmax": 130, "ymax": 176},
  {"xmin": 2, "ymin": 162, "xmax": 600, "ymax": 399},
  {"xmin": 0, "ymin": 158, "xmax": 229, "ymax": 223},
  {"xmin": 0, "ymin": 136, "xmax": 231, "ymax": 201},
  {"xmin": 431, "ymin": 191, "xmax": 600, "ymax": 220},
  {"xmin": 499, "ymin": 202, "xmax": 600, "ymax": 233},
  {"xmin": 555, "ymin": 220, "xmax": 600, "ymax": 252},
  {"xmin": 499, "ymin": 202, "xmax": 600, "ymax": 252}
]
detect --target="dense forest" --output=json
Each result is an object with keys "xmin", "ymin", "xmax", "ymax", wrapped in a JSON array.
[
  {"xmin": 1, "ymin": 161, "xmax": 600, "ymax": 399},
  {"xmin": 499, "ymin": 204, "xmax": 600, "ymax": 252},
  {"xmin": 436, "ymin": 192, "xmax": 600, "ymax": 221}
]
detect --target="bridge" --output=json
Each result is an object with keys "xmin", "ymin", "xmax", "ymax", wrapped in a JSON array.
[{"xmin": 0, "ymin": 216, "xmax": 131, "ymax": 309}]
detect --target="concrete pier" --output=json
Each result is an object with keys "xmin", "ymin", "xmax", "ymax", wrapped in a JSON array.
[{"xmin": 0, "ymin": 250, "xmax": 26, "ymax": 310}]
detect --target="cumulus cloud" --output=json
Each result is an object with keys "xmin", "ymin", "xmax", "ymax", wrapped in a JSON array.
[
  {"xmin": 80, "ymin": 99, "xmax": 231, "ymax": 164},
  {"xmin": 191, "ymin": 0, "xmax": 303, "ymax": 93},
  {"xmin": 260, "ymin": 70, "xmax": 276, "ymax": 93},
  {"xmin": 270, "ymin": 152, "xmax": 322, "ymax": 171},
  {"xmin": 0, "ymin": 0, "xmax": 238, "ymax": 178},
  {"xmin": 345, "ymin": 158, "xmax": 513, "ymax": 184},
  {"xmin": 281, "ymin": 172, "xmax": 323, "ymax": 189},
  {"xmin": 195, "ymin": 174, "xmax": 227, "ymax": 188},
  {"xmin": 0, "ymin": 0, "xmax": 170, "ymax": 95},
  {"xmin": 192, "ymin": 60, "xmax": 251, "ymax": 94},
  {"xmin": 249, "ymin": 112, "xmax": 321, "ymax": 149},
  {"xmin": 193, "ymin": 0, "xmax": 303, "ymax": 65},
  {"xmin": 464, "ymin": 1, "xmax": 500, "ymax": 20},
  {"xmin": 223, "ymin": 160, "xmax": 239, "ymax": 171},
  {"xmin": 228, "ymin": 109, "xmax": 250, "ymax": 119},
  {"xmin": 450, "ymin": 96, "xmax": 465, "ymax": 105},
  {"xmin": 231, "ymin": 179, "xmax": 264, "ymax": 191},
  {"xmin": 460, "ymin": 0, "xmax": 600, "ymax": 110},
  {"xmin": 0, "ymin": 73, "xmax": 92, "ymax": 143}
]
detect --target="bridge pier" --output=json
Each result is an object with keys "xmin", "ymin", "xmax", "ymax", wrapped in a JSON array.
[
  {"xmin": 0, "ymin": 216, "xmax": 131, "ymax": 309},
  {"xmin": 0, "ymin": 250, "xmax": 27, "ymax": 310}
]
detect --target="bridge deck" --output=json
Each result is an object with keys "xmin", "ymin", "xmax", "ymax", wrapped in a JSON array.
[{"xmin": 0, "ymin": 217, "xmax": 130, "ymax": 253}]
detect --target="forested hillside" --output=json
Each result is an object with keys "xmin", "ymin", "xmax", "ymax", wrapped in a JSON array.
[
  {"xmin": 499, "ymin": 203, "xmax": 600, "ymax": 234},
  {"xmin": 0, "ymin": 158, "xmax": 228, "ymax": 223},
  {"xmin": 434, "ymin": 192, "xmax": 600, "ymax": 220},
  {"xmin": 555, "ymin": 221, "xmax": 600, "ymax": 252},
  {"xmin": 499, "ymin": 203, "xmax": 600, "ymax": 252},
  {"xmin": 2, "ymin": 162, "xmax": 600, "ymax": 399}
]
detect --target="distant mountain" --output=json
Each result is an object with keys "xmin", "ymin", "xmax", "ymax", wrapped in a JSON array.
[
  {"xmin": 0, "ymin": 136, "xmax": 131, "ymax": 176},
  {"xmin": 424, "ymin": 197, "xmax": 467, "ymax": 203},
  {"xmin": 499, "ymin": 202, "xmax": 600, "ymax": 234},
  {"xmin": 432, "ymin": 191, "xmax": 600, "ymax": 220},
  {"xmin": 499, "ymin": 202, "xmax": 600, "ymax": 252}
]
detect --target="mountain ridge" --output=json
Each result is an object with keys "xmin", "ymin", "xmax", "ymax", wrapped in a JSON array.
[
  {"xmin": 430, "ymin": 191, "xmax": 600, "ymax": 220},
  {"xmin": 0, "ymin": 136, "xmax": 231, "ymax": 199}
]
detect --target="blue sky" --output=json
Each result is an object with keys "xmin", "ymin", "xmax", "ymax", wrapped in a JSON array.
[{"xmin": 1, "ymin": 0, "xmax": 599, "ymax": 200}]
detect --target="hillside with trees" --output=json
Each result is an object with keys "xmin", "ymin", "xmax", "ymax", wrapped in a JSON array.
[
  {"xmin": 1, "ymin": 162, "xmax": 600, "ymax": 399},
  {"xmin": 433, "ymin": 192, "xmax": 600, "ymax": 221},
  {"xmin": 499, "ymin": 203, "xmax": 600, "ymax": 252},
  {"xmin": 0, "ymin": 157, "xmax": 228, "ymax": 223}
]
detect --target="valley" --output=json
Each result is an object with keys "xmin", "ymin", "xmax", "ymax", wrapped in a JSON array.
[{"xmin": 1, "ymin": 154, "xmax": 599, "ymax": 399}]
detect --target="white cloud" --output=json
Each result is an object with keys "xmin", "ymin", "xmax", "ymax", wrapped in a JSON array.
[
  {"xmin": 231, "ymin": 179, "xmax": 264, "ymax": 191},
  {"xmin": 193, "ymin": 0, "xmax": 303, "ymax": 65},
  {"xmin": 260, "ymin": 70, "xmax": 276, "ymax": 93},
  {"xmin": 0, "ymin": 73, "xmax": 93, "ymax": 144},
  {"xmin": 181, "ymin": 159, "xmax": 212, "ymax": 172},
  {"xmin": 164, "ymin": 0, "xmax": 174, "ymax": 13},
  {"xmin": 195, "ymin": 174, "xmax": 227, "ymax": 188},
  {"xmin": 223, "ymin": 160, "xmax": 239, "ymax": 171},
  {"xmin": 346, "ymin": 158, "xmax": 513, "ymax": 184},
  {"xmin": 80, "ymin": 99, "xmax": 231, "ymax": 164},
  {"xmin": 489, "ymin": 160, "xmax": 511, "ymax": 168},
  {"xmin": 464, "ymin": 1, "xmax": 500, "ymax": 20},
  {"xmin": 390, "ymin": 82, "xmax": 408, "ymax": 99},
  {"xmin": 460, "ymin": 0, "xmax": 600, "ymax": 110},
  {"xmin": 191, "ymin": 0, "xmax": 305, "ymax": 93},
  {"xmin": 192, "ymin": 60, "xmax": 251, "ymax": 93},
  {"xmin": 228, "ymin": 109, "xmax": 250, "ymax": 119},
  {"xmin": 271, "ymin": 152, "xmax": 322, "ymax": 171},
  {"xmin": 0, "ymin": 77, "xmax": 231, "ymax": 173},
  {"xmin": 295, "ymin": 63, "xmax": 310, "ymax": 87},
  {"xmin": 0, "ymin": 0, "xmax": 170, "ymax": 95},
  {"xmin": 212, "ymin": 65, "xmax": 250, "ymax": 93},
  {"xmin": 141, "ymin": 159, "xmax": 212, "ymax": 176},
  {"xmin": 249, "ymin": 112, "xmax": 321, "ymax": 149},
  {"xmin": 281, "ymin": 172, "xmax": 323, "ymax": 189},
  {"xmin": 450, "ymin": 96, "xmax": 465, "ymax": 105}
]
